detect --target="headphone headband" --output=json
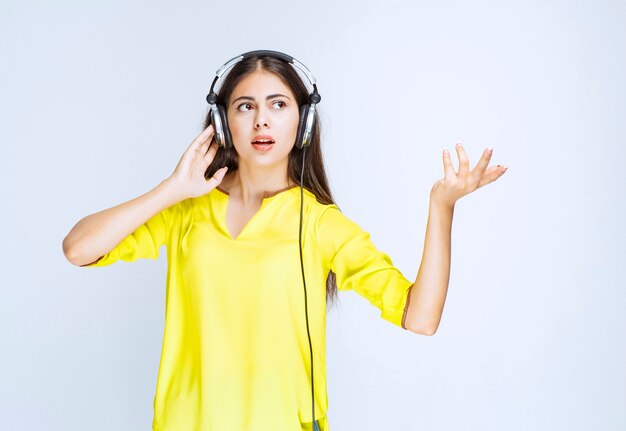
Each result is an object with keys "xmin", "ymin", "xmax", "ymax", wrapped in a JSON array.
[{"xmin": 206, "ymin": 50, "xmax": 320, "ymax": 105}]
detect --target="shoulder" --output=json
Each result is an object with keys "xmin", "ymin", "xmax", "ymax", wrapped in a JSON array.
[
  {"xmin": 297, "ymin": 188, "xmax": 340, "ymax": 221},
  {"xmin": 281, "ymin": 186, "xmax": 346, "ymax": 232},
  {"xmin": 160, "ymin": 196, "xmax": 195, "ymax": 227},
  {"xmin": 305, "ymin": 196, "xmax": 361, "ymax": 239},
  {"xmin": 168, "ymin": 196, "xmax": 192, "ymax": 215},
  {"xmin": 315, "ymin": 203, "xmax": 360, "ymax": 236}
]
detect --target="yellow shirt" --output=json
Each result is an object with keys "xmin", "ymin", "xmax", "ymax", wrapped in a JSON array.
[{"xmin": 84, "ymin": 184, "xmax": 414, "ymax": 431}]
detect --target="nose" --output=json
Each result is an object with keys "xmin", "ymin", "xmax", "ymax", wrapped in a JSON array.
[
  {"xmin": 255, "ymin": 119, "xmax": 269, "ymax": 128},
  {"xmin": 254, "ymin": 110, "xmax": 270, "ymax": 129}
]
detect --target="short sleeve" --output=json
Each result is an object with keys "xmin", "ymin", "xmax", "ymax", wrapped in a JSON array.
[
  {"xmin": 315, "ymin": 204, "xmax": 414, "ymax": 329},
  {"xmin": 81, "ymin": 203, "xmax": 176, "ymax": 268}
]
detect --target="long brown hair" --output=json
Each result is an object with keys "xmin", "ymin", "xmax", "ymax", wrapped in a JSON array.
[{"xmin": 202, "ymin": 54, "xmax": 340, "ymax": 309}]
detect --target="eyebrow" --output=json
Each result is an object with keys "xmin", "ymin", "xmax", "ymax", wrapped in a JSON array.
[{"xmin": 231, "ymin": 94, "xmax": 291, "ymax": 106}]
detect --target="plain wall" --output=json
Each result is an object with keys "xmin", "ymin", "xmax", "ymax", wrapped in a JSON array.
[{"xmin": 1, "ymin": 0, "xmax": 624, "ymax": 429}]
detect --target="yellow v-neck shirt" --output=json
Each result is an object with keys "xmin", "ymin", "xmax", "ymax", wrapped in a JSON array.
[{"xmin": 84, "ymin": 184, "xmax": 414, "ymax": 431}]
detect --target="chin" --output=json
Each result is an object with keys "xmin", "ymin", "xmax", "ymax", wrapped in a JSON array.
[
  {"xmin": 242, "ymin": 145, "xmax": 292, "ymax": 159},
  {"xmin": 251, "ymin": 155, "xmax": 290, "ymax": 166}
]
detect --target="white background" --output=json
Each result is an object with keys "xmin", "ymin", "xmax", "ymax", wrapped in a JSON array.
[{"xmin": 1, "ymin": 0, "xmax": 624, "ymax": 429}]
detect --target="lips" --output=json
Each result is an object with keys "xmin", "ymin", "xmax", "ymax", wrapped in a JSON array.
[{"xmin": 251, "ymin": 135, "xmax": 275, "ymax": 144}]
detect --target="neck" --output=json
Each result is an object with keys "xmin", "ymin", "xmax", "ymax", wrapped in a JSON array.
[{"xmin": 224, "ymin": 160, "xmax": 294, "ymax": 204}]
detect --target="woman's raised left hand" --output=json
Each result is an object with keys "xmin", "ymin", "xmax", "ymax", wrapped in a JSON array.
[{"xmin": 430, "ymin": 143, "xmax": 508, "ymax": 208}]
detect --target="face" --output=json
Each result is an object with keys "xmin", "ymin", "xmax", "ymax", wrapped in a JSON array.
[{"xmin": 226, "ymin": 70, "xmax": 300, "ymax": 168}]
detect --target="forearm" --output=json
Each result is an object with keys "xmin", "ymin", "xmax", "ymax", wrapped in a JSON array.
[
  {"xmin": 62, "ymin": 178, "xmax": 182, "ymax": 267},
  {"xmin": 405, "ymin": 192, "xmax": 454, "ymax": 334}
]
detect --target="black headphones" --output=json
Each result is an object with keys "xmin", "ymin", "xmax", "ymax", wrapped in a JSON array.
[
  {"xmin": 206, "ymin": 50, "xmax": 323, "ymax": 431},
  {"xmin": 205, "ymin": 50, "xmax": 321, "ymax": 150}
]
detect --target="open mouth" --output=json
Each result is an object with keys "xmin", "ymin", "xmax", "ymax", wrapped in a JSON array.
[{"xmin": 251, "ymin": 135, "xmax": 275, "ymax": 150}]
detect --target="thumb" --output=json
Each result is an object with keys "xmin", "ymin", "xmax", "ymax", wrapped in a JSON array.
[{"xmin": 206, "ymin": 166, "xmax": 229, "ymax": 189}]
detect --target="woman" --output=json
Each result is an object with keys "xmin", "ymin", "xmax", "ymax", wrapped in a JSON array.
[{"xmin": 62, "ymin": 52, "xmax": 507, "ymax": 431}]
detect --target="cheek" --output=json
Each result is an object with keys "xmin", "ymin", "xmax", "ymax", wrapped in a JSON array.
[
  {"xmin": 227, "ymin": 116, "xmax": 250, "ymax": 144},
  {"xmin": 225, "ymin": 116, "xmax": 248, "ymax": 152},
  {"xmin": 278, "ymin": 111, "xmax": 300, "ymax": 136},
  {"xmin": 227, "ymin": 114, "xmax": 244, "ymax": 132}
]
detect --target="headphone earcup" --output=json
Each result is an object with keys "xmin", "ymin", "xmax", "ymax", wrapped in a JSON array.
[
  {"xmin": 296, "ymin": 105, "xmax": 314, "ymax": 149},
  {"xmin": 216, "ymin": 105, "xmax": 233, "ymax": 150},
  {"xmin": 210, "ymin": 105, "xmax": 225, "ymax": 148}
]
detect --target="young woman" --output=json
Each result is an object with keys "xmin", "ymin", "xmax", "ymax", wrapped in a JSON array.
[{"xmin": 62, "ymin": 51, "xmax": 507, "ymax": 431}]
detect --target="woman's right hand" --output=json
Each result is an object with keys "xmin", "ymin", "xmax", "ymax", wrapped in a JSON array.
[{"xmin": 167, "ymin": 124, "xmax": 229, "ymax": 200}]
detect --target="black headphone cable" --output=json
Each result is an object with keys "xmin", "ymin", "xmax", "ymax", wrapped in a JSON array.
[{"xmin": 298, "ymin": 146, "xmax": 321, "ymax": 431}]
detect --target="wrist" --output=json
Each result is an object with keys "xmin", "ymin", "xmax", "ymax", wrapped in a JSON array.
[
  {"xmin": 429, "ymin": 190, "xmax": 455, "ymax": 212},
  {"xmin": 159, "ymin": 177, "xmax": 186, "ymax": 206}
]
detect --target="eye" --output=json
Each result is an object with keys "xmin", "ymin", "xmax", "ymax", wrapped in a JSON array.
[
  {"xmin": 272, "ymin": 100, "xmax": 287, "ymax": 109},
  {"xmin": 236, "ymin": 102, "xmax": 253, "ymax": 112}
]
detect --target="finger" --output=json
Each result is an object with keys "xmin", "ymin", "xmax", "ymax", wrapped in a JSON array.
[
  {"xmin": 442, "ymin": 148, "xmax": 457, "ymax": 180},
  {"xmin": 455, "ymin": 143, "xmax": 470, "ymax": 178},
  {"xmin": 203, "ymin": 140, "xmax": 219, "ymax": 164},
  {"xmin": 199, "ymin": 134, "xmax": 220, "ymax": 160},
  {"xmin": 471, "ymin": 146, "xmax": 493, "ymax": 179},
  {"xmin": 477, "ymin": 164, "xmax": 508, "ymax": 188},
  {"xmin": 198, "ymin": 137, "xmax": 213, "ymax": 155},
  {"xmin": 188, "ymin": 124, "xmax": 214, "ymax": 152},
  {"xmin": 206, "ymin": 166, "xmax": 229, "ymax": 188}
]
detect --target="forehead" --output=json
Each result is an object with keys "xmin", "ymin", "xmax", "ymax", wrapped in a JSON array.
[{"xmin": 231, "ymin": 70, "xmax": 295, "ymax": 98}]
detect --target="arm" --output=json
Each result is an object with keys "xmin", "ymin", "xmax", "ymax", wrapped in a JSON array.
[
  {"xmin": 63, "ymin": 123, "xmax": 229, "ymax": 267},
  {"xmin": 62, "ymin": 179, "xmax": 182, "ymax": 267},
  {"xmin": 403, "ymin": 195, "xmax": 453, "ymax": 335},
  {"xmin": 404, "ymin": 144, "xmax": 508, "ymax": 335}
]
